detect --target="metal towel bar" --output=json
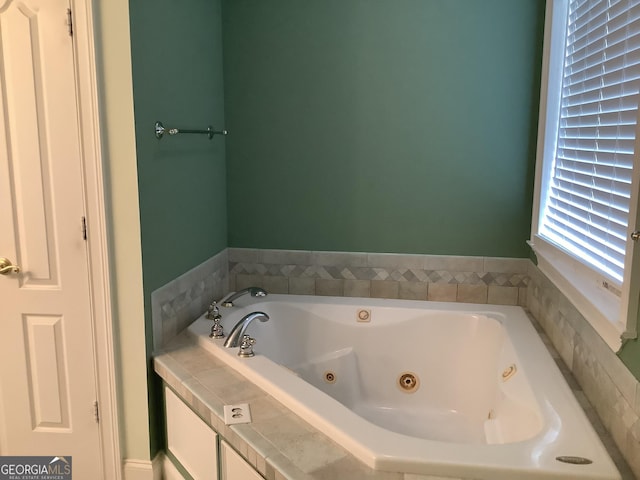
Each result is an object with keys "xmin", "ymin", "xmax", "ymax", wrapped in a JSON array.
[{"xmin": 155, "ymin": 121, "xmax": 227, "ymax": 140}]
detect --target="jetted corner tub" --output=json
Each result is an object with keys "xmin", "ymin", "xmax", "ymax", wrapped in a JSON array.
[{"xmin": 187, "ymin": 294, "xmax": 620, "ymax": 480}]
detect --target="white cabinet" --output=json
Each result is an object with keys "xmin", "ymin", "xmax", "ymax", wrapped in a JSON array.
[
  {"xmin": 164, "ymin": 386, "xmax": 264, "ymax": 480},
  {"xmin": 220, "ymin": 440, "xmax": 264, "ymax": 480},
  {"xmin": 165, "ymin": 387, "xmax": 218, "ymax": 480}
]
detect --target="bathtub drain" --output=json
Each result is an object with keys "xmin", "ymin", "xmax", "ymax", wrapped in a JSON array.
[{"xmin": 397, "ymin": 372, "xmax": 419, "ymax": 393}]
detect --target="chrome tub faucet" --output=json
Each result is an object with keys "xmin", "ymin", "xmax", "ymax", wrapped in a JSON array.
[
  {"xmin": 223, "ymin": 311, "xmax": 270, "ymax": 348},
  {"xmin": 220, "ymin": 286, "xmax": 267, "ymax": 307}
]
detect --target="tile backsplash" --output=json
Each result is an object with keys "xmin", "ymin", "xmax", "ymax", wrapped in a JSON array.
[
  {"xmin": 228, "ymin": 248, "xmax": 529, "ymax": 306},
  {"xmin": 151, "ymin": 249, "xmax": 228, "ymax": 351},
  {"xmin": 151, "ymin": 247, "xmax": 640, "ymax": 478}
]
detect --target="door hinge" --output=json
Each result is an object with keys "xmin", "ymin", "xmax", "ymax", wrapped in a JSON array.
[
  {"xmin": 81, "ymin": 216, "xmax": 87, "ymax": 240},
  {"xmin": 66, "ymin": 8, "xmax": 73, "ymax": 36},
  {"xmin": 93, "ymin": 401, "xmax": 99, "ymax": 423}
]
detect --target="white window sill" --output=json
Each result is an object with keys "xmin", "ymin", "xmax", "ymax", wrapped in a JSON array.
[{"xmin": 529, "ymin": 235, "xmax": 625, "ymax": 352}]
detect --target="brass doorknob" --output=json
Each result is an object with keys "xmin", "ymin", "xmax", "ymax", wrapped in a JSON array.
[
  {"xmin": 632, "ymin": 231, "xmax": 640, "ymax": 242},
  {"xmin": 0, "ymin": 257, "xmax": 20, "ymax": 275}
]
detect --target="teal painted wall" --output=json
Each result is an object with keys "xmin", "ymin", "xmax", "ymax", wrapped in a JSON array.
[
  {"xmin": 223, "ymin": 0, "xmax": 545, "ymax": 257},
  {"xmin": 128, "ymin": 0, "xmax": 227, "ymax": 454},
  {"xmin": 130, "ymin": 0, "xmax": 227, "ymax": 299}
]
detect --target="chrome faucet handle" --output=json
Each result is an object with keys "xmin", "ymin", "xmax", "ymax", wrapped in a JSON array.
[
  {"xmin": 209, "ymin": 317, "xmax": 224, "ymax": 339},
  {"xmin": 238, "ymin": 335, "xmax": 256, "ymax": 358},
  {"xmin": 221, "ymin": 287, "xmax": 268, "ymax": 307},
  {"xmin": 206, "ymin": 301, "xmax": 221, "ymax": 320}
]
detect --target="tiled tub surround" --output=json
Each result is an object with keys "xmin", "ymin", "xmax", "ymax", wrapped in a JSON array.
[
  {"xmin": 527, "ymin": 263, "xmax": 640, "ymax": 479},
  {"xmin": 150, "ymin": 248, "xmax": 638, "ymax": 478},
  {"xmin": 228, "ymin": 248, "xmax": 529, "ymax": 305},
  {"xmin": 151, "ymin": 249, "xmax": 228, "ymax": 351},
  {"xmin": 154, "ymin": 317, "xmax": 634, "ymax": 480}
]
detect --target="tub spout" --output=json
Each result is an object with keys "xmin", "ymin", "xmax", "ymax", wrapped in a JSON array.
[
  {"xmin": 223, "ymin": 311, "xmax": 270, "ymax": 348},
  {"xmin": 220, "ymin": 287, "xmax": 267, "ymax": 307}
]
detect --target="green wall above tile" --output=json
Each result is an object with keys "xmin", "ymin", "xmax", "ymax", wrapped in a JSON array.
[
  {"xmin": 223, "ymin": 0, "xmax": 545, "ymax": 258},
  {"xmin": 130, "ymin": 0, "xmax": 227, "ymax": 301}
]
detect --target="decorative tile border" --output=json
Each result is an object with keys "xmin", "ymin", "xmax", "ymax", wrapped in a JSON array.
[
  {"xmin": 230, "ymin": 262, "xmax": 528, "ymax": 286},
  {"xmin": 228, "ymin": 248, "xmax": 529, "ymax": 306},
  {"xmin": 527, "ymin": 263, "xmax": 640, "ymax": 479},
  {"xmin": 151, "ymin": 249, "xmax": 228, "ymax": 351}
]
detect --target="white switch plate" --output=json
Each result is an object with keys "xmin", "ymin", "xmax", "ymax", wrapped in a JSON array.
[{"xmin": 223, "ymin": 403, "xmax": 252, "ymax": 425}]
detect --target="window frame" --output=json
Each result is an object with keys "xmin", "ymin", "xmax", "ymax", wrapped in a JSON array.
[{"xmin": 530, "ymin": 0, "xmax": 640, "ymax": 351}]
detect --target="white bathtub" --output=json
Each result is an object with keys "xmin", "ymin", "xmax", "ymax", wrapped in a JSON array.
[{"xmin": 187, "ymin": 294, "xmax": 620, "ymax": 480}]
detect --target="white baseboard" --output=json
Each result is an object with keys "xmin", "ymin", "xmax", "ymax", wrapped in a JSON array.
[{"xmin": 122, "ymin": 453, "xmax": 164, "ymax": 480}]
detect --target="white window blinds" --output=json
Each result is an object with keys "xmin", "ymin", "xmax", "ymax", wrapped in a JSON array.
[{"xmin": 540, "ymin": 0, "xmax": 640, "ymax": 283}]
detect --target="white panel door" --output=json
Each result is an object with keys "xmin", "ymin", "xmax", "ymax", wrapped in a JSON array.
[{"xmin": 0, "ymin": 0, "xmax": 103, "ymax": 477}]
